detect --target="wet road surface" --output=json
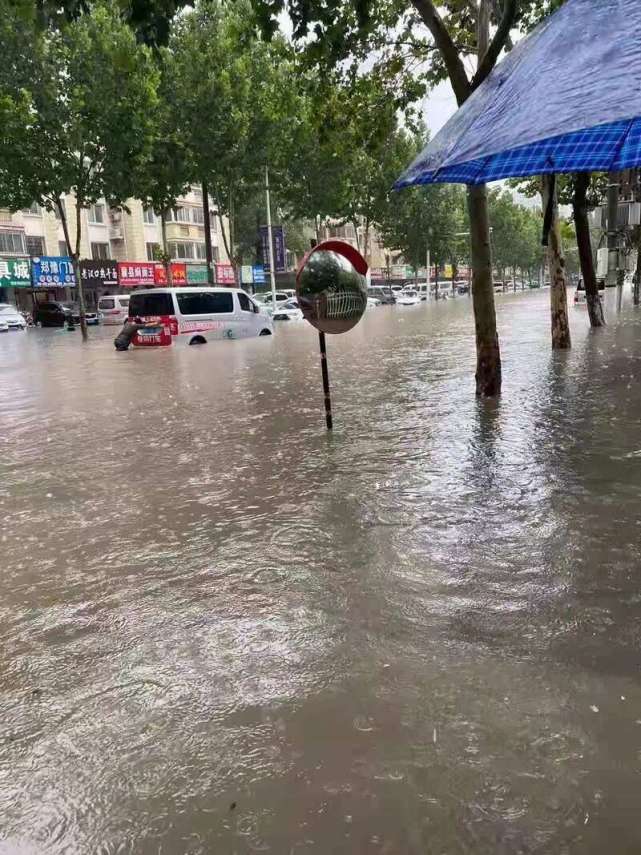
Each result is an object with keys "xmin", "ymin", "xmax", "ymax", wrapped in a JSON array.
[{"xmin": 2, "ymin": 289, "xmax": 641, "ymax": 853}]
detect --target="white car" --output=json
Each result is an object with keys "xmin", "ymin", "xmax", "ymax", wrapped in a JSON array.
[
  {"xmin": 0, "ymin": 303, "xmax": 27, "ymax": 330},
  {"xmin": 367, "ymin": 296, "xmax": 381, "ymax": 308},
  {"xmin": 272, "ymin": 299, "xmax": 304, "ymax": 321},
  {"xmin": 255, "ymin": 290, "xmax": 295, "ymax": 313},
  {"xmin": 98, "ymin": 294, "xmax": 130, "ymax": 325},
  {"xmin": 396, "ymin": 289, "xmax": 422, "ymax": 305}
]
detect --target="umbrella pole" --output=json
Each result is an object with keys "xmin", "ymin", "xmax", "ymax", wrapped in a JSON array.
[{"xmin": 318, "ymin": 331, "xmax": 333, "ymax": 431}]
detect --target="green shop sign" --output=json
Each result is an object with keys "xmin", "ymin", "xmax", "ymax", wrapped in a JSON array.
[
  {"xmin": 0, "ymin": 257, "xmax": 30, "ymax": 287},
  {"xmin": 186, "ymin": 264, "xmax": 208, "ymax": 284}
]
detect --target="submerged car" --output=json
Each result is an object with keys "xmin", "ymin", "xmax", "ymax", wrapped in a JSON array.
[
  {"xmin": 396, "ymin": 289, "xmax": 421, "ymax": 306},
  {"xmin": 272, "ymin": 300, "xmax": 304, "ymax": 321},
  {"xmin": 574, "ymin": 278, "xmax": 605, "ymax": 305},
  {"xmin": 367, "ymin": 286, "xmax": 396, "ymax": 305},
  {"xmin": 33, "ymin": 301, "xmax": 71, "ymax": 327},
  {"xmin": 65, "ymin": 304, "xmax": 100, "ymax": 325},
  {"xmin": 0, "ymin": 303, "xmax": 27, "ymax": 330}
]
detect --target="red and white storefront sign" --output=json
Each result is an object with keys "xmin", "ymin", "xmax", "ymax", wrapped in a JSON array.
[
  {"xmin": 215, "ymin": 263, "xmax": 235, "ymax": 285},
  {"xmin": 118, "ymin": 261, "xmax": 156, "ymax": 287},
  {"xmin": 153, "ymin": 262, "xmax": 187, "ymax": 286}
]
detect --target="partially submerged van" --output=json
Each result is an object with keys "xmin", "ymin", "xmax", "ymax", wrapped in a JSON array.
[
  {"xmin": 98, "ymin": 294, "xmax": 130, "ymax": 325},
  {"xmin": 127, "ymin": 287, "xmax": 273, "ymax": 347}
]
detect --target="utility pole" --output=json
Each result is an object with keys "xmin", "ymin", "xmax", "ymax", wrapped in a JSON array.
[
  {"xmin": 265, "ymin": 165, "xmax": 277, "ymax": 309},
  {"xmin": 606, "ymin": 175, "xmax": 620, "ymax": 289},
  {"xmin": 426, "ymin": 248, "xmax": 431, "ymax": 295},
  {"xmin": 201, "ymin": 179, "xmax": 215, "ymax": 285}
]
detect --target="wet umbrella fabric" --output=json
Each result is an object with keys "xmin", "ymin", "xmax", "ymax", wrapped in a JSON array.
[{"xmin": 395, "ymin": 0, "xmax": 641, "ymax": 188}]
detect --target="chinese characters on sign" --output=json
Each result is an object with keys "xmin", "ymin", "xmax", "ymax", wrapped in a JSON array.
[
  {"xmin": 31, "ymin": 256, "xmax": 76, "ymax": 288},
  {"xmin": 117, "ymin": 261, "xmax": 156, "ymax": 287},
  {"xmin": 80, "ymin": 260, "xmax": 118, "ymax": 288},
  {"xmin": 215, "ymin": 264, "xmax": 235, "ymax": 285},
  {"xmin": 260, "ymin": 225, "xmax": 286, "ymax": 272},
  {"xmin": 154, "ymin": 263, "xmax": 187, "ymax": 286},
  {"xmin": 0, "ymin": 257, "xmax": 31, "ymax": 287},
  {"xmin": 252, "ymin": 265, "xmax": 265, "ymax": 284},
  {"xmin": 186, "ymin": 264, "xmax": 209, "ymax": 284}
]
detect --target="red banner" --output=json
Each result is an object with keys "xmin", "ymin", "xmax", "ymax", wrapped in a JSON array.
[
  {"xmin": 154, "ymin": 262, "xmax": 187, "ymax": 286},
  {"xmin": 117, "ymin": 261, "xmax": 156, "ymax": 287},
  {"xmin": 215, "ymin": 263, "xmax": 235, "ymax": 285}
]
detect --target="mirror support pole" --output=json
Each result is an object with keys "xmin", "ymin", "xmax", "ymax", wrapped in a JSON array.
[{"xmin": 318, "ymin": 331, "xmax": 333, "ymax": 431}]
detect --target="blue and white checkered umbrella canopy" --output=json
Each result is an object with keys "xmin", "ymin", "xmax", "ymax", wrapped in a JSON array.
[{"xmin": 395, "ymin": 0, "xmax": 641, "ymax": 188}]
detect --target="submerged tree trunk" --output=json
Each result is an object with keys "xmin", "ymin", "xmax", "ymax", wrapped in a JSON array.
[
  {"xmin": 573, "ymin": 172, "xmax": 605, "ymax": 327},
  {"xmin": 467, "ymin": 183, "xmax": 501, "ymax": 396},
  {"xmin": 202, "ymin": 180, "xmax": 215, "ymax": 285},
  {"xmin": 160, "ymin": 210, "xmax": 172, "ymax": 285},
  {"xmin": 541, "ymin": 175, "xmax": 571, "ymax": 349},
  {"xmin": 634, "ymin": 227, "xmax": 641, "ymax": 306},
  {"xmin": 58, "ymin": 196, "xmax": 87, "ymax": 341}
]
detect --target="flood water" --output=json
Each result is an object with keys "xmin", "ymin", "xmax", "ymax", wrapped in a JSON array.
[{"xmin": 2, "ymin": 288, "xmax": 641, "ymax": 854}]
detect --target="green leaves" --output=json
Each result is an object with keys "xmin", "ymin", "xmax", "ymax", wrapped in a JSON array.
[{"xmin": 0, "ymin": 2, "xmax": 159, "ymax": 217}]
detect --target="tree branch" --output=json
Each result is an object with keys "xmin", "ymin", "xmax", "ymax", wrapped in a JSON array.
[
  {"xmin": 471, "ymin": 0, "xmax": 519, "ymax": 92},
  {"xmin": 410, "ymin": 0, "xmax": 470, "ymax": 105}
]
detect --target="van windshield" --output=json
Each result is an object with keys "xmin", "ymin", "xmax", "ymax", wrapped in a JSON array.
[{"xmin": 129, "ymin": 292, "xmax": 174, "ymax": 317}]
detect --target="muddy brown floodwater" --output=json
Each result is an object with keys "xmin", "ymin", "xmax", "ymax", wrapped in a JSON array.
[{"xmin": 2, "ymin": 288, "xmax": 641, "ymax": 854}]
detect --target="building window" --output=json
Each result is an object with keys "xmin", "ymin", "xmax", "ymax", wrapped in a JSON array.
[
  {"xmin": 143, "ymin": 207, "xmax": 155, "ymax": 225},
  {"xmin": 59, "ymin": 240, "xmax": 70, "ymax": 256},
  {"xmin": 191, "ymin": 207, "xmax": 204, "ymax": 225},
  {"xmin": 168, "ymin": 240, "xmax": 195, "ymax": 260},
  {"xmin": 210, "ymin": 213, "xmax": 217, "ymax": 233},
  {"xmin": 25, "ymin": 236, "xmax": 45, "ymax": 256},
  {"xmin": 146, "ymin": 242, "xmax": 160, "ymax": 261},
  {"xmin": 168, "ymin": 207, "xmax": 190, "ymax": 224},
  {"xmin": 195, "ymin": 243, "xmax": 206, "ymax": 260},
  {"xmin": 89, "ymin": 203, "xmax": 105, "ymax": 224},
  {"xmin": 0, "ymin": 230, "xmax": 26, "ymax": 254},
  {"xmin": 91, "ymin": 242, "xmax": 110, "ymax": 260},
  {"xmin": 22, "ymin": 202, "xmax": 41, "ymax": 216},
  {"xmin": 212, "ymin": 245, "xmax": 219, "ymax": 262}
]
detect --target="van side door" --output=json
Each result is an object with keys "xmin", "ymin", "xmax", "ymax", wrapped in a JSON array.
[{"xmin": 236, "ymin": 290, "xmax": 261, "ymax": 337}]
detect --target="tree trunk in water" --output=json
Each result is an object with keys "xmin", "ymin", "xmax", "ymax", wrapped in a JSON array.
[
  {"xmin": 58, "ymin": 196, "xmax": 87, "ymax": 341},
  {"xmin": 467, "ymin": 183, "xmax": 501, "ymax": 396},
  {"xmin": 541, "ymin": 175, "xmax": 571, "ymax": 349},
  {"xmin": 160, "ymin": 211, "xmax": 172, "ymax": 285},
  {"xmin": 634, "ymin": 227, "xmax": 641, "ymax": 306},
  {"xmin": 201, "ymin": 180, "xmax": 215, "ymax": 285},
  {"xmin": 573, "ymin": 172, "xmax": 605, "ymax": 327}
]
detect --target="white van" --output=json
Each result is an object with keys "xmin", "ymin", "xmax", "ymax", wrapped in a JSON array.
[
  {"xmin": 98, "ymin": 294, "xmax": 131, "ymax": 325},
  {"xmin": 127, "ymin": 287, "xmax": 274, "ymax": 347}
]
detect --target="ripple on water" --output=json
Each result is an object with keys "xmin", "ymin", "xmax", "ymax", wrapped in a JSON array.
[{"xmin": 2, "ymin": 292, "xmax": 641, "ymax": 852}]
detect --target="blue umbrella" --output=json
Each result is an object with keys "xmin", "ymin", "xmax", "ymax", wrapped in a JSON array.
[{"xmin": 395, "ymin": 0, "xmax": 641, "ymax": 189}]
